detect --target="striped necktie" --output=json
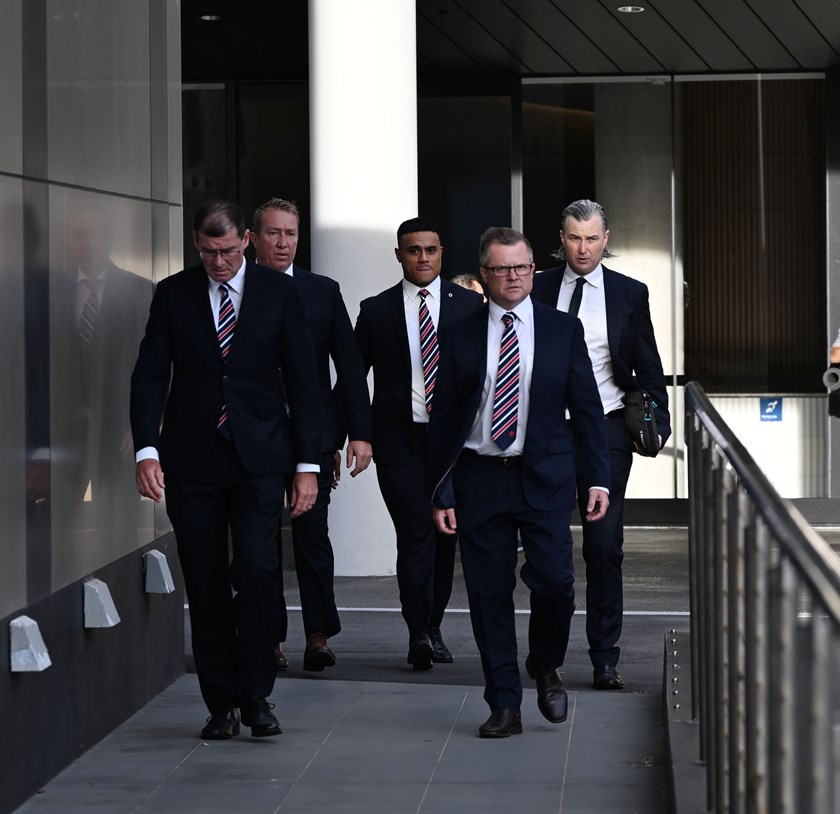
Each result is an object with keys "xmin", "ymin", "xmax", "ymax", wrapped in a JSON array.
[
  {"xmin": 217, "ymin": 283, "xmax": 235, "ymax": 436},
  {"xmin": 490, "ymin": 312, "xmax": 520, "ymax": 450},
  {"xmin": 418, "ymin": 289, "xmax": 439, "ymax": 413},
  {"xmin": 79, "ymin": 278, "xmax": 101, "ymax": 345}
]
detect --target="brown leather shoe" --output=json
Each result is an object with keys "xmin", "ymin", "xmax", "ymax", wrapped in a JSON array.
[
  {"xmin": 303, "ymin": 633, "xmax": 336, "ymax": 672},
  {"xmin": 478, "ymin": 709, "xmax": 522, "ymax": 738},
  {"xmin": 274, "ymin": 643, "xmax": 290, "ymax": 671}
]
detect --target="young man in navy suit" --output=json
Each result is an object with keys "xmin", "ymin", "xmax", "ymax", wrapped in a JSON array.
[
  {"xmin": 250, "ymin": 198, "xmax": 372, "ymax": 673},
  {"xmin": 131, "ymin": 200, "xmax": 322, "ymax": 739},
  {"xmin": 531, "ymin": 199, "xmax": 671, "ymax": 691},
  {"xmin": 355, "ymin": 218, "xmax": 483, "ymax": 670},
  {"xmin": 428, "ymin": 226, "xmax": 610, "ymax": 738}
]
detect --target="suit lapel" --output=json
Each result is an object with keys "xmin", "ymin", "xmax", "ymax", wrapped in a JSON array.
[
  {"xmin": 602, "ymin": 267, "xmax": 621, "ymax": 358},
  {"xmin": 190, "ymin": 266, "xmax": 224, "ymax": 361}
]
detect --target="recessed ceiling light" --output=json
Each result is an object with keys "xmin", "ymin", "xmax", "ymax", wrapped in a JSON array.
[
  {"xmin": 617, "ymin": 5, "xmax": 645, "ymax": 12},
  {"xmin": 200, "ymin": 14, "xmax": 221, "ymax": 22}
]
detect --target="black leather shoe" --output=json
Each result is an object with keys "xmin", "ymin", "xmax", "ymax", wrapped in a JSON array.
[
  {"xmin": 303, "ymin": 633, "xmax": 337, "ymax": 672},
  {"xmin": 241, "ymin": 697, "xmax": 282, "ymax": 737},
  {"xmin": 201, "ymin": 707, "xmax": 240, "ymax": 740},
  {"xmin": 534, "ymin": 668, "xmax": 568, "ymax": 723},
  {"xmin": 274, "ymin": 643, "xmax": 290, "ymax": 671},
  {"xmin": 593, "ymin": 665, "xmax": 625, "ymax": 690},
  {"xmin": 429, "ymin": 627, "xmax": 454, "ymax": 663},
  {"xmin": 479, "ymin": 709, "xmax": 523, "ymax": 738},
  {"xmin": 407, "ymin": 635, "xmax": 434, "ymax": 671}
]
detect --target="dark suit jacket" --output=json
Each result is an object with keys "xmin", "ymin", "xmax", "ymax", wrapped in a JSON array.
[
  {"xmin": 531, "ymin": 265, "xmax": 671, "ymax": 445},
  {"xmin": 292, "ymin": 267, "xmax": 372, "ymax": 452},
  {"xmin": 130, "ymin": 260, "xmax": 321, "ymax": 479},
  {"xmin": 428, "ymin": 300, "xmax": 611, "ymax": 511},
  {"xmin": 354, "ymin": 278, "xmax": 483, "ymax": 465}
]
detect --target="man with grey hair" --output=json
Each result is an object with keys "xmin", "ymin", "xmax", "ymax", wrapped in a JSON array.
[{"xmin": 532, "ymin": 199, "xmax": 670, "ymax": 691}]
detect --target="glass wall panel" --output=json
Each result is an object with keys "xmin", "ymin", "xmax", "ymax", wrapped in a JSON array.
[
  {"xmin": 522, "ymin": 79, "xmax": 678, "ymax": 499},
  {"xmin": 418, "ymin": 95, "xmax": 512, "ymax": 278},
  {"xmin": 48, "ymin": 189, "xmax": 154, "ymax": 590},
  {"xmin": 46, "ymin": 0, "xmax": 152, "ymax": 198},
  {"xmin": 0, "ymin": 177, "xmax": 28, "ymax": 617},
  {"xmin": 237, "ymin": 85, "xmax": 311, "ymax": 265},
  {"xmin": 0, "ymin": 1, "xmax": 23, "ymax": 175}
]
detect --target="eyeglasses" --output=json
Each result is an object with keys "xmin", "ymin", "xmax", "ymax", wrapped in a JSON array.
[
  {"xmin": 199, "ymin": 246, "xmax": 242, "ymax": 260},
  {"xmin": 483, "ymin": 264, "xmax": 533, "ymax": 277}
]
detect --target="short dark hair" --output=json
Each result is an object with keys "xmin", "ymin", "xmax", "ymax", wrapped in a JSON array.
[
  {"xmin": 397, "ymin": 217, "xmax": 441, "ymax": 244},
  {"xmin": 479, "ymin": 226, "xmax": 533, "ymax": 268},
  {"xmin": 252, "ymin": 198, "xmax": 301, "ymax": 233},
  {"xmin": 194, "ymin": 200, "xmax": 247, "ymax": 239}
]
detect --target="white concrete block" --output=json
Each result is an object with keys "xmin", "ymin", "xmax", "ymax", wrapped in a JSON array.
[
  {"xmin": 10, "ymin": 615, "xmax": 52, "ymax": 672},
  {"xmin": 83, "ymin": 579, "xmax": 121, "ymax": 628},
  {"xmin": 144, "ymin": 549, "xmax": 175, "ymax": 594}
]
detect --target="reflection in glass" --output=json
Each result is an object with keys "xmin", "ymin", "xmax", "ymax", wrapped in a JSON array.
[{"xmin": 50, "ymin": 196, "xmax": 154, "ymax": 587}]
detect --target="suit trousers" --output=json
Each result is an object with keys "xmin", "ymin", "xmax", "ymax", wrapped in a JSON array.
[
  {"xmin": 376, "ymin": 423, "xmax": 456, "ymax": 639},
  {"xmin": 455, "ymin": 451, "xmax": 575, "ymax": 712},
  {"xmin": 165, "ymin": 435, "xmax": 284, "ymax": 714},
  {"xmin": 279, "ymin": 451, "xmax": 341, "ymax": 640},
  {"xmin": 575, "ymin": 411, "xmax": 634, "ymax": 667}
]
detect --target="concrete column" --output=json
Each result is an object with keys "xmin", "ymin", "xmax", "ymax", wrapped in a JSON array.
[{"xmin": 309, "ymin": 0, "xmax": 417, "ymax": 574}]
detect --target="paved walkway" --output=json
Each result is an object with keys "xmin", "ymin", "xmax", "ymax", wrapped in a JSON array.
[{"xmin": 15, "ymin": 529, "xmax": 689, "ymax": 814}]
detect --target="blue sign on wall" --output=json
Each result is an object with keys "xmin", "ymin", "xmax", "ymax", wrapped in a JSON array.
[{"xmin": 760, "ymin": 397, "xmax": 782, "ymax": 422}]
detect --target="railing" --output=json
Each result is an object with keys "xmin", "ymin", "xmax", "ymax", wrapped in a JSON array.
[{"xmin": 685, "ymin": 381, "xmax": 840, "ymax": 814}]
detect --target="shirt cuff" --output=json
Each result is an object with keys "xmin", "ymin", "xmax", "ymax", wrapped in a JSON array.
[
  {"xmin": 136, "ymin": 447, "xmax": 159, "ymax": 463},
  {"xmin": 589, "ymin": 486, "xmax": 610, "ymax": 495},
  {"xmin": 296, "ymin": 463, "xmax": 320, "ymax": 474}
]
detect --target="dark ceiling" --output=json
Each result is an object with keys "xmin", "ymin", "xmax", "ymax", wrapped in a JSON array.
[{"xmin": 182, "ymin": 0, "xmax": 840, "ymax": 84}]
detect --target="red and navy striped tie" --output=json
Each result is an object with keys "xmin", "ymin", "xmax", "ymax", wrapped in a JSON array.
[
  {"xmin": 418, "ymin": 289, "xmax": 439, "ymax": 413},
  {"xmin": 217, "ymin": 283, "xmax": 235, "ymax": 435},
  {"xmin": 490, "ymin": 312, "xmax": 519, "ymax": 450}
]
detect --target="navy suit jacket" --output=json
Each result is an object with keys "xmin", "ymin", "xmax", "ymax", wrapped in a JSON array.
[
  {"xmin": 531, "ymin": 265, "xmax": 671, "ymax": 445},
  {"xmin": 130, "ymin": 260, "xmax": 321, "ymax": 479},
  {"xmin": 354, "ymin": 278, "xmax": 483, "ymax": 465},
  {"xmin": 427, "ymin": 300, "xmax": 611, "ymax": 512},
  {"xmin": 291, "ymin": 267, "xmax": 372, "ymax": 453}
]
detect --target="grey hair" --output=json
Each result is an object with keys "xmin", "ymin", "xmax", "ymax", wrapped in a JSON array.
[{"xmin": 551, "ymin": 198, "xmax": 616, "ymax": 262}]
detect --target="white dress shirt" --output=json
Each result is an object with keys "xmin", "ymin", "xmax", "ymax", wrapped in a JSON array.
[
  {"xmin": 556, "ymin": 264, "xmax": 624, "ymax": 414},
  {"xmin": 403, "ymin": 275, "xmax": 441, "ymax": 423},
  {"xmin": 465, "ymin": 297, "xmax": 534, "ymax": 456}
]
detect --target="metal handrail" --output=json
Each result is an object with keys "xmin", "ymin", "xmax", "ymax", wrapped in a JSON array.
[{"xmin": 685, "ymin": 381, "xmax": 840, "ymax": 814}]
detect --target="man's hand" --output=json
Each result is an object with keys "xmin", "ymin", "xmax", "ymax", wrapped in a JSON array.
[
  {"xmin": 289, "ymin": 472, "xmax": 318, "ymax": 518},
  {"xmin": 345, "ymin": 440, "xmax": 372, "ymax": 477},
  {"xmin": 136, "ymin": 459, "xmax": 165, "ymax": 502},
  {"xmin": 584, "ymin": 488, "xmax": 609, "ymax": 522},
  {"xmin": 433, "ymin": 507, "xmax": 458, "ymax": 535}
]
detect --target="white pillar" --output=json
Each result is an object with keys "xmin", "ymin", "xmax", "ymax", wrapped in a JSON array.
[{"xmin": 309, "ymin": 0, "xmax": 417, "ymax": 575}]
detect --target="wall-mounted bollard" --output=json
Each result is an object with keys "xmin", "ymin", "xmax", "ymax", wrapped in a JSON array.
[
  {"xmin": 144, "ymin": 550, "xmax": 175, "ymax": 594},
  {"xmin": 84, "ymin": 579, "xmax": 121, "ymax": 628},
  {"xmin": 10, "ymin": 615, "xmax": 52, "ymax": 672}
]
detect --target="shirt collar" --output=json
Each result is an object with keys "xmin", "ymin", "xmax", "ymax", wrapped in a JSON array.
[
  {"xmin": 489, "ymin": 295, "xmax": 533, "ymax": 326},
  {"xmin": 209, "ymin": 258, "xmax": 246, "ymax": 295},
  {"xmin": 402, "ymin": 275, "xmax": 441, "ymax": 300},
  {"xmin": 563, "ymin": 263, "xmax": 604, "ymax": 289}
]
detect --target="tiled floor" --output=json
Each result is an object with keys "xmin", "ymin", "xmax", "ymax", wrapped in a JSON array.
[
  {"xmin": 14, "ymin": 528, "xmax": 694, "ymax": 814},
  {"xmin": 16, "ymin": 675, "xmax": 667, "ymax": 814}
]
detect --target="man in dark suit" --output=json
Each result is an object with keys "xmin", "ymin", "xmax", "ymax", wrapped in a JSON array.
[
  {"xmin": 355, "ymin": 217, "xmax": 483, "ymax": 670},
  {"xmin": 130, "ymin": 200, "xmax": 321, "ymax": 739},
  {"xmin": 531, "ymin": 199, "xmax": 671, "ymax": 691},
  {"xmin": 52, "ymin": 205, "xmax": 152, "ymax": 576},
  {"xmin": 428, "ymin": 226, "xmax": 610, "ymax": 738},
  {"xmin": 250, "ymin": 198, "xmax": 372, "ymax": 672}
]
